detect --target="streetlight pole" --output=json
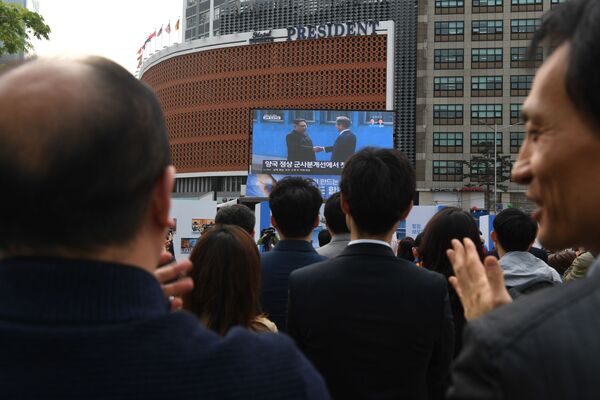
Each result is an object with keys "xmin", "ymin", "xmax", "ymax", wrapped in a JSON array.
[{"xmin": 477, "ymin": 120, "xmax": 523, "ymax": 213}]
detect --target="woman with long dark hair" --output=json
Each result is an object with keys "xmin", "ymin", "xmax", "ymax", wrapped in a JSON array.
[
  {"xmin": 419, "ymin": 207, "xmax": 484, "ymax": 356},
  {"xmin": 185, "ymin": 224, "xmax": 277, "ymax": 335}
]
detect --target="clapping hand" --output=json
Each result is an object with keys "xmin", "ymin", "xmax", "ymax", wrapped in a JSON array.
[
  {"xmin": 154, "ymin": 251, "xmax": 193, "ymax": 311},
  {"xmin": 447, "ymin": 238, "xmax": 512, "ymax": 320}
]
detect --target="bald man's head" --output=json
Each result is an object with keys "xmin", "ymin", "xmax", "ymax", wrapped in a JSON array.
[{"xmin": 0, "ymin": 57, "xmax": 171, "ymax": 255}]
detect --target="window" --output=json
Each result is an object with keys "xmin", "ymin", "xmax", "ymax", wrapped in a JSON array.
[
  {"xmin": 471, "ymin": 132, "xmax": 502, "ymax": 153},
  {"xmin": 436, "ymin": 0, "xmax": 464, "ymax": 14},
  {"xmin": 434, "ymin": 104, "xmax": 464, "ymax": 124},
  {"xmin": 434, "ymin": 132, "xmax": 464, "ymax": 153},
  {"xmin": 511, "ymin": 47, "xmax": 543, "ymax": 67},
  {"xmin": 434, "ymin": 76, "xmax": 464, "ymax": 97},
  {"xmin": 471, "ymin": 76, "xmax": 502, "ymax": 96},
  {"xmin": 510, "ymin": 75, "xmax": 533, "ymax": 95},
  {"xmin": 510, "ymin": 132, "xmax": 525, "ymax": 153},
  {"xmin": 214, "ymin": 7, "xmax": 220, "ymax": 20},
  {"xmin": 433, "ymin": 161, "xmax": 463, "ymax": 181},
  {"xmin": 471, "ymin": 104, "xmax": 502, "ymax": 124},
  {"xmin": 551, "ymin": 0, "xmax": 566, "ymax": 8},
  {"xmin": 362, "ymin": 112, "xmax": 393, "ymax": 125},
  {"xmin": 510, "ymin": 104, "xmax": 523, "ymax": 123},
  {"xmin": 511, "ymin": 0, "xmax": 542, "ymax": 10},
  {"xmin": 511, "ymin": 19, "xmax": 541, "ymax": 38},
  {"xmin": 472, "ymin": 20, "xmax": 503, "ymax": 36},
  {"xmin": 435, "ymin": 21, "xmax": 464, "ymax": 41},
  {"xmin": 434, "ymin": 49, "xmax": 464, "ymax": 69},
  {"xmin": 472, "ymin": 48, "xmax": 503, "ymax": 62},
  {"xmin": 291, "ymin": 110, "xmax": 316, "ymax": 122},
  {"xmin": 472, "ymin": 0, "xmax": 502, "ymax": 13},
  {"xmin": 470, "ymin": 161, "xmax": 494, "ymax": 178},
  {"xmin": 323, "ymin": 111, "xmax": 351, "ymax": 124}
]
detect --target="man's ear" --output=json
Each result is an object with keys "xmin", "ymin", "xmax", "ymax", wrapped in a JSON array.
[
  {"xmin": 491, "ymin": 230, "xmax": 497, "ymax": 243},
  {"xmin": 313, "ymin": 214, "xmax": 320, "ymax": 229},
  {"xmin": 151, "ymin": 166, "xmax": 175, "ymax": 230},
  {"xmin": 340, "ymin": 193, "xmax": 350, "ymax": 215},
  {"xmin": 270, "ymin": 215, "xmax": 278, "ymax": 230}
]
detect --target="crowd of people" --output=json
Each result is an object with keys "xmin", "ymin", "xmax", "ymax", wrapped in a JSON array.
[{"xmin": 2, "ymin": 0, "xmax": 600, "ymax": 398}]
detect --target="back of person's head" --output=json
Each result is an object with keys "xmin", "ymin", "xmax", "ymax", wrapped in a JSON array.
[
  {"xmin": 340, "ymin": 147, "xmax": 415, "ymax": 235},
  {"xmin": 324, "ymin": 192, "xmax": 349, "ymax": 235},
  {"xmin": 398, "ymin": 237, "xmax": 416, "ymax": 262},
  {"xmin": 185, "ymin": 224, "xmax": 262, "ymax": 336},
  {"xmin": 493, "ymin": 208, "xmax": 537, "ymax": 252},
  {"xmin": 336, "ymin": 116, "xmax": 351, "ymax": 129},
  {"xmin": 215, "ymin": 204, "xmax": 256, "ymax": 235},
  {"xmin": 420, "ymin": 207, "xmax": 484, "ymax": 278},
  {"xmin": 0, "ymin": 57, "xmax": 171, "ymax": 256},
  {"xmin": 269, "ymin": 177, "xmax": 322, "ymax": 238},
  {"xmin": 318, "ymin": 229, "xmax": 332, "ymax": 247},
  {"xmin": 530, "ymin": 0, "xmax": 600, "ymax": 129}
]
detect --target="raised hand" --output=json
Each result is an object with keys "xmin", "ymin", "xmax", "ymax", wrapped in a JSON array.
[
  {"xmin": 447, "ymin": 238, "xmax": 512, "ymax": 320},
  {"xmin": 155, "ymin": 251, "xmax": 193, "ymax": 311}
]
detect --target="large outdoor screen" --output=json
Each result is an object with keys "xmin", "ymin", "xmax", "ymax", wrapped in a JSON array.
[{"xmin": 247, "ymin": 109, "xmax": 394, "ymax": 199}]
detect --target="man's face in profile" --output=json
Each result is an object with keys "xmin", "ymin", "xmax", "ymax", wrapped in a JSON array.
[
  {"xmin": 295, "ymin": 121, "xmax": 307, "ymax": 134},
  {"xmin": 514, "ymin": 44, "xmax": 600, "ymax": 252}
]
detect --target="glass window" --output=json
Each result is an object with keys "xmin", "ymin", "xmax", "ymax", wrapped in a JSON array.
[
  {"xmin": 214, "ymin": 7, "xmax": 220, "ymax": 20},
  {"xmin": 434, "ymin": 76, "xmax": 464, "ymax": 91},
  {"xmin": 510, "ymin": 131, "xmax": 525, "ymax": 153},
  {"xmin": 433, "ymin": 132, "xmax": 464, "ymax": 153},
  {"xmin": 511, "ymin": 19, "xmax": 541, "ymax": 33},
  {"xmin": 472, "ymin": 20, "xmax": 503, "ymax": 34},
  {"xmin": 435, "ymin": 21, "xmax": 465, "ymax": 35},
  {"xmin": 434, "ymin": 104, "xmax": 464, "ymax": 119},
  {"xmin": 510, "ymin": 75, "xmax": 534, "ymax": 90},
  {"xmin": 435, "ymin": 49, "xmax": 465, "ymax": 63},
  {"xmin": 323, "ymin": 111, "xmax": 352, "ymax": 123},
  {"xmin": 510, "ymin": 47, "xmax": 543, "ymax": 61},
  {"xmin": 473, "ymin": 0, "xmax": 502, "ymax": 5},
  {"xmin": 291, "ymin": 110, "xmax": 316, "ymax": 122},
  {"xmin": 472, "ymin": 48, "xmax": 503, "ymax": 62},
  {"xmin": 433, "ymin": 160, "xmax": 463, "ymax": 181},
  {"xmin": 510, "ymin": 104, "xmax": 523, "ymax": 119},
  {"xmin": 511, "ymin": 0, "xmax": 541, "ymax": 3},
  {"xmin": 471, "ymin": 76, "xmax": 502, "ymax": 90},
  {"xmin": 551, "ymin": 0, "xmax": 566, "ymax": 3},
  {"xmin": 436, "ymin": 0, "xmax": 464, "ymax": 7},
  {"xmin": 471, "ymin": 104, "xmax": 502, "ymax": 119},
  {"xmin": 471, "ymin": 132, "xmax": 502, "ymax": 151},
  {"xmin": 470, "ymin": 161, "xmax": 494, "ymax": 176}
]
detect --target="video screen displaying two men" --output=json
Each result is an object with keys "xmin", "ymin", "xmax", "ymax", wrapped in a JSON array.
[{"xmin": 247, "ymin": 109, "xmax": 394, "ymax": 198}]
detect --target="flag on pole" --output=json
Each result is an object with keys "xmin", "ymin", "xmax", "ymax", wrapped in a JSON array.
[
  {"xmin": 137, "ymin": 46, "xmax": 143, "ymax": 55},
  {"xmin": 175, "ymin": 19, "xmax": 180, "ymax": 30},
  {"xmin": 165, "ymin": 22, "xmax": 171, "ymax": 34},
  {"xmin": 157, "ymin": 26, "xmax": 163, "ymax": 37},
  {"xmin": 148, "ymin": 30, "xmax": 156, "ymax": 41}
]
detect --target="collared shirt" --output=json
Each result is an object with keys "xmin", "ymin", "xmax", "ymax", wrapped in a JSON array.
[
  {"xmin": 348, "ymin": 239, "xmax": 392, "ymax": 249},
  {"xmin": 338, "ymin": 128, "xmax": 350, "ymax": 136}
]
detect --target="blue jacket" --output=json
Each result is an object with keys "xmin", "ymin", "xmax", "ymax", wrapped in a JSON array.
[
  {"xmin": 261, "ymin": 240, "xmax": 326, "ymax": 332},
  {"xmin": 0, "ymin": 257, "xmax": 330, "ymax": 400}
]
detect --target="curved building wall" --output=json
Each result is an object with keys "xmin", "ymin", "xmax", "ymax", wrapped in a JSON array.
[{"xmin": 141, "ymin": 34, "xmax": 389, "ymax": 174}]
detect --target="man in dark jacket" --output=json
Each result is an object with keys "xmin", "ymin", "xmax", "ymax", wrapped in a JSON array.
[
  {"xmin": 447, "ymin": 1, "xmax": 600, "ymax": 398},
  {"xmin": 0, "ymin": 57, "xmax": 329, "ymax": 399},
  {"xmin": 320, "ymin": 116, "xmax": 357, "ymax": 163},
  {"xmin": 286, "ymin": 118, "xmax": 319, "ymax": 161},
  {"xmin": 289, "ymin": 148, "xmax": 454, "ymax": 400}
]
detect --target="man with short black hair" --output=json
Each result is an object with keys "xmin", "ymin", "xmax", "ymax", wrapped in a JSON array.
[
  {"xmin": 261, "ymin": 177, "xmax": 326, "ymax": 332},
  {"xmin": 288, "ymin": 148, "xmax": 454, "ymax": 400},
  {"xmin": 286, "ymin": 118, "xmax": 320, "ymax": 161},
  {"xmin": 317, "ymin": 192, "xmax": 351, "ymax": 258},
  {"xmin": 0, "ymin": 57, "xmax": 329, "ymax": 399},
  {"xmin": 491, "ymin": 208, "xmax": 561, "ymax": 290},
  {"xmin": 215, "ymin": 204, "xmax": 256, "ymax": 236}
]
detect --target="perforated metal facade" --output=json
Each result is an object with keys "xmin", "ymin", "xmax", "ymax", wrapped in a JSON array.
[{"xmin": 141, "ymin": 35, "xmax": 388, "ymax": 174}]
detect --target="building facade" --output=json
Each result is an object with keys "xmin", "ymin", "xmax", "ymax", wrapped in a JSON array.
[{"xmin": 142, "ymin": 0, "xmax": 563, "ymax": 209}]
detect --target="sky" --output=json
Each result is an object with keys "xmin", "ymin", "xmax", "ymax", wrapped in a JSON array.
[{"xmin": 31, "ymin": 0, "xmax": 183, "ymax": 74}]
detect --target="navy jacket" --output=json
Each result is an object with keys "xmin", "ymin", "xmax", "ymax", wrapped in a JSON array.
[
  {"xmin": 0, "ymin": 258, "xmax": 330, "ymax": 400},
  {"xmin": 288, "ymin": 243, "xmax": 454, "ymax": 400},
  {"xmin": 287, "ymin": 130, "xmax": 316, "ymax": 161},
  {"xmin": 324, "ymin": 130, "xmax": 356, "ymax": 162},
  {"xmin": 261, "ymin": 240, "xmax": 326, "ymax": 332}
]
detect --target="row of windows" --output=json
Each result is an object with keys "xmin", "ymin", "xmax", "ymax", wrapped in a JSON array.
[
  {"xmin": 432, "ymin": 104, "xmax": 525, "ymax": 123},
  {"xmin": 434, "ymin": 47, "xmax": 543, "ymax": 69},
  {"xmin": 437, "ymin": 0, "xmax": 564, "ymax": 8},
  {"xmin": 433, "ymin": 132, "xmax": 524, "ymax": 153},
  {"xmin": 435, "ymin": 19, "xmax": 539, "ymax": 36},
  {"xmin": 432, "ymin": 159, "xmax": 518, "ymax": 181},
  {"xmin": 434, "ymin": 76, "xmax": 534, "ymax": 96}
]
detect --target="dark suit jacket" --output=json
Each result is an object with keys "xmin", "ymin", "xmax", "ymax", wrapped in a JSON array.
[
  {"xmin": 261, "ymin": 240, "xmax": 327, "ymax": 332},
  {"xmin": 288, "ymin": 243, "xmax": 454, "ymax": 400},
  {"xmin": 324, "ymin": 130, "xmax": 356, "ymax": 162},
  {"xmin": 287, "ymin": 130, "xmax": 316, "ymax": 161},
  {"xmin": 0, "ymin": 258, "xmax": 330, "ymax": 400},
  {"xmin": 449, "ymin": 264, "xmax": 600, "ymax": 400}
]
